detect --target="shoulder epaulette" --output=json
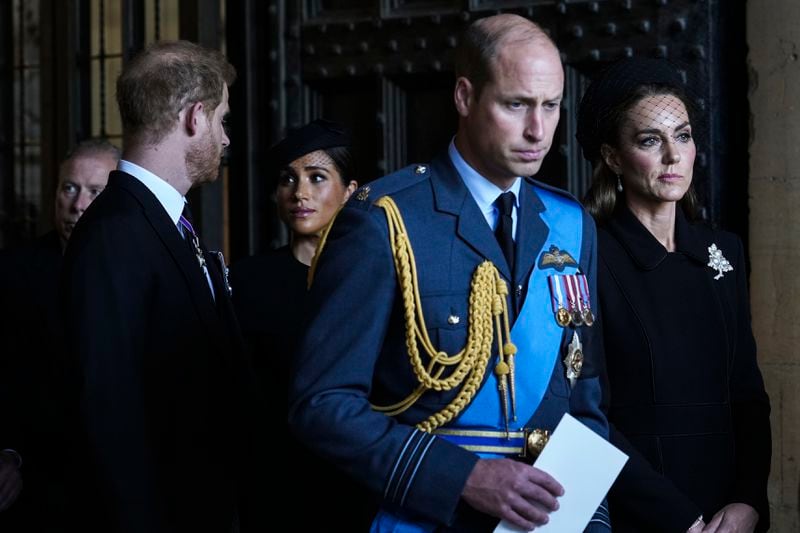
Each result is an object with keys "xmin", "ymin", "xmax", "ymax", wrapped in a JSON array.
[{"xmin": 347, "ymin": 163, "xmax": 432, "ymax": 211}]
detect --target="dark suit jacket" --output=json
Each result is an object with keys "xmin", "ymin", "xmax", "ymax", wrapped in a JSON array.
[
  {"xmin": 61, "ymin": 171, "xmax": 265, "ymax": 533},
  {"xmin": 0, "ymin": 230, "xmax": 69, "ymax": 532},
  {"xmin": 289, "ymin": 154, "xmax": 609, "ymax": 531},
  {"xmin": 0, "ymin": 327, "xmax": 25, "ymax": 531},
  {"xmin": 599, "ymin": 205, "xmax": 771, "ymax": 532},
  {"xmin": 0, "ymin": 230, "xmax": 64, "ymax": 455}
]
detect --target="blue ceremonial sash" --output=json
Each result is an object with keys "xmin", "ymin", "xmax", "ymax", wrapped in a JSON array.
[
  {"xmin": 370, "ymin": 510, "xmax": 437, "ymax": 533},
  {"xmin": 371, "ymin": 187, "xmax": 584, "ymax": 531},
  {"xmin": 438, "ymin": 186, "xmax": 584, "ymax": 456}
]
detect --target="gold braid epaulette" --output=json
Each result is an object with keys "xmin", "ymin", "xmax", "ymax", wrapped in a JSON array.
[
  {"xmin": 307, "ymin": 195, "xmax": 517, "ymax": 433},
  {"xmin": 372, "ymin": 196, "xmax": 517, "ymax": 433}
]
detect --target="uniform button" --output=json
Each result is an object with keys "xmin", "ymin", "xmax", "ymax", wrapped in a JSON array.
[{"xmin": 515, "ymin": 284, "xmax": 523, "ymax": 298}]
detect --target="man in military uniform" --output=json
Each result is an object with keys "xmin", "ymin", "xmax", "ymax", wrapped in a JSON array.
[{"xmin": 289, "ymin": 14, "xmax": 610, "ymax": 532}]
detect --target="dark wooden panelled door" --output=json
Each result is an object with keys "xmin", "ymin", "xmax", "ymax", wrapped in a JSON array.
[{"xmin": 227, "ymin": 0, "xmax": 747, "ymax": 258}]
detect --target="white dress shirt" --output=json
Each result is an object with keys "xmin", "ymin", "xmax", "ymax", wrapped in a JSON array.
[
  {"xmin": 119, "ymin": 159, "xmax": 215, "ymax": 298},
  {"xmin": 448, "ymin": 139, "xmax": 521, "ymax": 240}
]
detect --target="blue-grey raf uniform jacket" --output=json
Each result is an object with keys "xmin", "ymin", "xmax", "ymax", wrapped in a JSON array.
[{"xmin": 289, "ymin": 153, "xmax": 611, "ymax": 531}]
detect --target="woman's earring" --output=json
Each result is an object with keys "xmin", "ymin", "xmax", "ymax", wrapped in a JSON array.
[{"xmin": 616, "ymin": 175, "xmax": 623, "ymax": 193}]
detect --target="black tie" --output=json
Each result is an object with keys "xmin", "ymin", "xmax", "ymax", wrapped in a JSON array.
[{"xmin": 495, "ymin": 191, "xmax": 515, "ymax": 271}]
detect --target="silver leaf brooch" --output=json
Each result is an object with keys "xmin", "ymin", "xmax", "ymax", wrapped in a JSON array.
[{"xmin": 707, "ymin": 244, "xmax": 733, "ymax": 280}]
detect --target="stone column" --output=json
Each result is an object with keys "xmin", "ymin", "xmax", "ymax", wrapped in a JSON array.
[{"xmin": 748, "ymin": 1, "xmax": 800, "ymax": 530}]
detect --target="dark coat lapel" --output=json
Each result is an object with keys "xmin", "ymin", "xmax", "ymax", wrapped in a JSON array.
[
  {"xmin": 429, "ymin": 155, "xmax": 513, "ymax": 281},
  {"xmin": 514, "ymin": 179, "xmax": 548, "ymax": 286},
  {"xmin": 110, "ymin": 171, "xmax": 224, "ymax": 344},
  {"xmin": 606, "ymin": 204, "xmax": 707, "ymax": 271},
  {"xmin": 203, "ymin": 246, "xmax": 245, "ymax": 351},
  {"xmin": 203, "ymin": 246, "xmax": 237, "ymax": 324}
]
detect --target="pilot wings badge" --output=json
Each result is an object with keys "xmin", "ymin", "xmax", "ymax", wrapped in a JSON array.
[{"xmin": 538, "ymin": 244, "xmax": 578, "ymax": 272}]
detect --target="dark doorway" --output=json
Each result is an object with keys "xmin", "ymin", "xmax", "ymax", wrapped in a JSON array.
[{"xmin": 226, "ymin": 0, "xmax": 748, "ymax": 258}]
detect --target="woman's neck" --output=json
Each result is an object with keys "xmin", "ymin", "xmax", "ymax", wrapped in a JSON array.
[
  {"xmin": 626, "ymin": 199, "xmax": 678, "ymax": 252},
  {"xmin": 291, "ymin": 233, "xmax": 320, "ymax": 266}
]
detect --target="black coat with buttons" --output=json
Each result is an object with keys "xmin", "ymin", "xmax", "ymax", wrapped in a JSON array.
[{"xmin": 598, "ymin": 205, "xmax": 771, "ymax": 533}]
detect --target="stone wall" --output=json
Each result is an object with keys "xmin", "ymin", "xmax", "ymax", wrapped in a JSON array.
[{"xmin": 748, "ymin": 1, "xmax": 800, "ymax": 530}]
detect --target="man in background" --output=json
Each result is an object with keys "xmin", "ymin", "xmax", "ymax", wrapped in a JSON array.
[
  {"xmin": 0, "ymin": 139, "xmax": 118, "ymax": 532},
  {"xmin": 54, "ymin": 140, "xmax": 120, "ymax": 250}
]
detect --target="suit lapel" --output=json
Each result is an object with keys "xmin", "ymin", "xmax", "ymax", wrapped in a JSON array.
[
  {"xmin": 203, "ymin": 246, "xmax": 244, "ymax": 343},
  {"xmin": 203, "ymin": 248, "xmax": 225, "ymax": 306},
  {"xmin": 430, "ymin": 156, "xmax": 512, "ymax": 281},
  {"xmin": 111, "ymin": 172, "xmax": 224, "ymax": 341},
  {"xmin": 514, "ymin": 180, "xmax": 549, "ymax": 286}
]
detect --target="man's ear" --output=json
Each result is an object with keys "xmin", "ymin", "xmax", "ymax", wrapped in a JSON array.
[
  {"xmin": 600, "ymin": 144, "xmax": 621, "ymax": 175},
  {"xmin": 454, "ymin": 77, "xmax": 475, "ymax": 118},
  {"xmin": 183, "ymin": 101, "xmax": 206, "ymax": 137}
]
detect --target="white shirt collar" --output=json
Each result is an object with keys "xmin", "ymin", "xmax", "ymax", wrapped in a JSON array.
[
  {"xmin": 118, "ymin": 160, "xmax": 186, "ymax": 225},
  {"xmin": 447, "ymin": 139, "xmax": 521, "ymax": 227}
]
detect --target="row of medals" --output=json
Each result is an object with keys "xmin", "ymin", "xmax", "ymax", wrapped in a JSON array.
[
  {"xmin": 557, "ymin": 294, "xmax": 592, "ymax": 387},
  {"xmin": 522, "ymin": 278, "xmax": 594, "ymax": 456},
  {"xmin": 555, "ymin": 302, "xmax": 594, "ymax": 328},
  {"xmin": 524, "ymin": 303, "xmax": 593, "ymax": 458}
]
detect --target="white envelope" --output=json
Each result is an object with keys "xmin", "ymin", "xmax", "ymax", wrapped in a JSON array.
[{"xmin": 494, "ymin": 413, "xmax": 628, "ymax": 533}]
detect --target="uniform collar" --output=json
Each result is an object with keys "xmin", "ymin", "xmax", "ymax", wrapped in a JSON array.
[
  {"xmin": 605, "ymin": 203, "xmax": 707, "ymax": 270},
  {"xmin": 448, "ymin": 138, "xmax": 521, "ymax": 223}
]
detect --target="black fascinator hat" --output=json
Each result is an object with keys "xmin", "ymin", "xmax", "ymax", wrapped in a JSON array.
[
  {"xmin": 576, "ymin": 57, "xmax": 690, "ymax": 164},
  {"xmin": 268, "ymin": 119, "xmax": 352, "ymax": 176}
]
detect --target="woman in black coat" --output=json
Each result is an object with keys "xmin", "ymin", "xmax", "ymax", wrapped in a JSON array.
[
  {"xmin": 231, "ymin": 119, "xmax": 358, "ymax": 384},
  {"xmin": 576, "ymin": 58, "xmax": 771, "ymax": 533},
  {"xmin": 230, "ymin": 119, "xmax": 372, "ymax": 530}
]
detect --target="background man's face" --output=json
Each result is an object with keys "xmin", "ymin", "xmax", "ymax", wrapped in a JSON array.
[{"xmin": 55, "ymin": 153, "xmax": 117, "ymax": 246}]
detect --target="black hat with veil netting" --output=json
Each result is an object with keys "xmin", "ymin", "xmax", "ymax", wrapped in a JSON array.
[
  {"xmin": 268, "ymin": 118, "xmax": 352, "ymax": 176},
  {"xmin": 576, "ymin": 57, "xmax": 695, "ymax": 164}
]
